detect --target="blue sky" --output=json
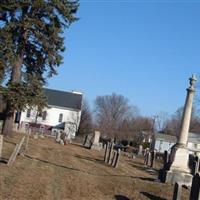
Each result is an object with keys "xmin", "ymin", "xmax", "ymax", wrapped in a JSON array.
[{"xmin": 48, "ymin": 1, "xmax": 200, "ymax": 116}]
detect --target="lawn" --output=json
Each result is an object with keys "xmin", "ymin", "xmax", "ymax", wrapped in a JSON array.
[{"xmin": 0, "ymin": 133, "xmax": 189, "ymax": 200}]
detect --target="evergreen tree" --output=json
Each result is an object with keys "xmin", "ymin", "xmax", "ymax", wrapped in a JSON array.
[{"xmin": 0, "ymin": 0, "xmax": 79, "ymax": 136}]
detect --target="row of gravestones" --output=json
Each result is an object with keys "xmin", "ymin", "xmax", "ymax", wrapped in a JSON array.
[{"xmin": 104, "ymin": 142, "xmax": 121, "ymax": 168}]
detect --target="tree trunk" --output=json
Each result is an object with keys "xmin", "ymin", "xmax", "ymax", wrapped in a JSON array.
[
  {"xmin": 2, "ymin": 54, "xmax": 23, "ymax": 136},
  {"xmin": 2, "ymin": 112, "xmax": 14, "ymax": 137}
]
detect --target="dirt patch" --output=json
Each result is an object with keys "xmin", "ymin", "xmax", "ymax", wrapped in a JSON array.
[{"xmin": 0, "ymin": 133, "xmax": 190, "ymax": 200}]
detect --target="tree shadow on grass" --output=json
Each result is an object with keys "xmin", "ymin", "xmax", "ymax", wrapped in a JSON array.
[
  {"xmin": 24, "ymin": 154, "xmax": 159, "ymax": 182},
  {"xmin": 25, "ymin": 154, "xmax": 81, "ymax": 172},
  {"xmin": 74, "ymin": 155, "xmax": 104, "ymax": 164},
  {"xmin": 3, "ymin": 140, "xmax": 17, "ymax": 145},
  {"xmin": 128, "ymin": 162, "xmax": 158, "ymax": 176},
  {"xmin": 140, "ymin": 192, "xmax": 167, "ymax": 200},
  {"xmin": 115, "ymin": 195, "xmax": 130, "ymax": 200}
]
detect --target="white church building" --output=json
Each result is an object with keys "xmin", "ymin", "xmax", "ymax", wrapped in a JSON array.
[{"xmin": 16, "ymin": 88, "xmax": 83, "ymax": 138}]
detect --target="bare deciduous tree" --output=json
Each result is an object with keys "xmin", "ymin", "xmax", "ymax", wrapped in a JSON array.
[
  {"xmin": 155, "ymin": 111, "xmax": 169, "ymax": 132},
  {"xmin": 77, "ymin": 100, "xmax": 93, "ymax": 136},
  {"xmin": 94, "ymin": 93, "xmax": 139, "ymax": 139},
  {"xmin": 163, "ymin": 106, "xmax": 200, "ymax": 135}
]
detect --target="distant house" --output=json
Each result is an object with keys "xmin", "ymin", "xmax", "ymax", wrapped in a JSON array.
[
  {"xmin": 151, "ymin": 133, "xmax": 176, "ymax": 153},
  {"xmin": 17, "ymin": 88, "xmax": 83, "ymax": 138},
  {"xmin": 151, "ymin": 132, "xmax": 200, "ymax": 154}
]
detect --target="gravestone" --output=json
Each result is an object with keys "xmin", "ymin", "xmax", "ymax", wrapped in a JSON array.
[
  {"xmin": 189, "ymin": 173, "xmax": 200, "ymax": 200},
  {"xmin": 24, "ymin": 129, "xmax": 31, "ymax": 152},
  {"xmin": 90, "ymin": 131, "xmax": 101, "ymax": 150},
  {"xmin": 150, "ymin": 150, "xmax": 156, "ymax": 168},
  {"xmin": 163, "ymin": 150, "xmax": 169, "ymax": 166},
  {"xmin": 104, "ymin": 142, "xmax": 109, "ymax": 162},
  {"xmin": 172, "ymin": 182, "xmax": 182, "ymax": 200},
  {"xmin": 107, "ymin": 142, "xmax": 114, "ymax": 164},
  {"xmin": 84, "ymin": 134, "xmax": 93, "ymax": 148},
  {"xmin": 60, "ymin": 139, "xmax": 64, "ymax": 145},
  {"xmin": 144, "ymin": 148, "xmax": 150, "ymax": 164},
  {"xmin": 114, "ymin": 149, "xmax": 121, "ymax": 168},
  {"xmin": 147, "ymin": 152, "xmax": 151, "ymax": 166},
  {"xmin": 138, "ymin": 145, "xmax": 143, "ymax": 156},
  {"xmin": 111, "ymin": 151, "xmax": 117, "ymax": 167},
  {"xmin": 0, "ymin": 135, "xmax": 3, "ymax": 158},
  {"xmin": 144, "ymin": 151, "xmax": 148, "ymax": 165},
  {"xmin": 56, "ymin": 131, "xmax": 61, "ymax": 142}
]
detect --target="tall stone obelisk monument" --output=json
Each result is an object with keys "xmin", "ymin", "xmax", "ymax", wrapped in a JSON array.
[{"xmin": 160, "ymin": 74, "xmax": 197, "ymax": 186}]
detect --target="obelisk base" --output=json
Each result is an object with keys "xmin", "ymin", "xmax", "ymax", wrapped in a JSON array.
[{"xmin": 159, "ymin": 145, "xmax": 193, "ymax": 186}]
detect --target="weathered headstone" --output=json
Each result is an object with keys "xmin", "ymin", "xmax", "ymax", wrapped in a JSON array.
[
  {"xmin": 0, "ymin": 135, "xmax": 3, "ymax": 158},
  {"xmin": 108, "ymin": 142, "xmax": 114, "ymax": 164},
  {"xmin": 114, "ymin": 149, "xmax": 121, "ymax": 168},
  {"xmin": 33, "ymin": 134, "xmax": 38, "ymax": 139},
  {"xmin": 144, "ymin": 148, "xmax": 150, "ymax": 164},
  {"xmin": 172, "ymin": 182, "xmax": 182, "ymax": 200},
  {"xmin": 56, "ymin": 131, "xmax": 61, "ymax": 142},
  {"xmin": 104, "ymin": 142, "xmax": 109, "ymax": 162},
  {"xmin": 146, "ymin": 152, "xmax": 151, "ymax": 166},
  {"xmin": 189, "ymin": 173, "xmax": 200, "ymax": 200},
  {"xmin": 144, "ymin": 152, "xmax": 148, "ymax": 165},
  {"xmin": 90, "ymin": 131, "xmax": 101, "ymax": 150},
  {"xmin": 111, "ymin": 151, "xmax": 117, "ymax": 167},
  {"xmin": 60, "ymin": 139, "xmax": 64, "ymax": 145},
  {"xmin": 24, "ymin": 129, "xmax": 31, "ymax": 152},
  {"xmin": 138, "ymin": 145, "xmax": 143, "ymax": 156},
  {"xmin": 84, "ymin": 134, "xmax": 93, "ymax": 148}
]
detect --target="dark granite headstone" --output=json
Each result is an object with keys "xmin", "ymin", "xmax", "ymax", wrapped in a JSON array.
[
  {"xmin": 163, "ymin": 150, "xmax": 169, "ymax": 166},
  {"xmin": 172, "ymin": 182, "xmax": 182, "ymax": 200},
  {"xmin": 189, "ymin": 173, "xmax": 200, "ymax": 200},
  {"xmin": 150, "ymin": 150, "xmax": 156, "ymax": 168}
]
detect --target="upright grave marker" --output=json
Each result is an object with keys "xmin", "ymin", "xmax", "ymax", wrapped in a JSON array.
[
  {"xmin": 114, "ymin": 149, "xmax": 121, "ymax": 168},
  {"xmin": 172, "ymin": 182, "xmax": 182, "ymax": 200},
  {"xmin": 189, "ymin": 173, "xmax": 200, "ymax": 200},
  {"xmin": 90, "ymin": 131, "xmax": 101, "ymax": 150},
  {"xmin": 104, "ymin": 142, "xmax": 109, "ymax": 162},
  {"xmin": 0, "ymin": 135, "xmax": 3, "ymax": 158},
  {"xmin": 150, "ymin": 150, "xmax": 156, "ymax": 168},
  {"xmin": 138, "ymin": 145, "xmax": 143, "ymax": 156},
  {"xmin": 108, "ymin": 142, "xmax": 114, "ymax": 164}
]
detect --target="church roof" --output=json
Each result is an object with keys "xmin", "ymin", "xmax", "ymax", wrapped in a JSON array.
[{"xmin": 43, "ymin": 88, "xmax": 82, "ymax": 111}]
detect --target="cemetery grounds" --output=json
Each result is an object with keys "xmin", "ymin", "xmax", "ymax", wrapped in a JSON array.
[{"xmin": 0, "ymin": 133, "xmax": 189, "ymax": 200}]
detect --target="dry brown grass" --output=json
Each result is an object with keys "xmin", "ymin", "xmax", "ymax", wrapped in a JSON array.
[{"xmin": 0, "ymin": 133, "xmax": 190, "ymax": 200}]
